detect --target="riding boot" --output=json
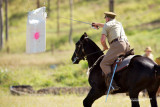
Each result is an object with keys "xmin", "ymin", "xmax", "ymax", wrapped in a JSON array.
[{"xmin": 105, "ymin": 73, "xmax": 120, "ymax": 93}]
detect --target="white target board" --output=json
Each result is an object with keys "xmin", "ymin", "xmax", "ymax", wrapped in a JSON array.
[{"xmin": 26, "ymin": 7, "xmax": 47, "ymax": 54}]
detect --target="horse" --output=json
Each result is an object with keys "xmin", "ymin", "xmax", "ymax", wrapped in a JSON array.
[{"xmin": 71, "ymin": 32, "xmax": 160, "ymax": 107}]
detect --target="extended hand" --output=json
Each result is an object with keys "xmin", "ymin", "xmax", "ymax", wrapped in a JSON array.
[{"xmin": 91, "ymin": 23, "xmax": 99, "ymax": 29}]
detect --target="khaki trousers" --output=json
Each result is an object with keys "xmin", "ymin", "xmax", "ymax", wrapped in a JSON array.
[{"xmin": 100, "ymin": 40, "xmax": 130, "ymax": 75}]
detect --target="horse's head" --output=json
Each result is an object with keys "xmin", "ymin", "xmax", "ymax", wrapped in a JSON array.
[{"xmin": 71, "ymin": 32, "xmax": 89, "ymax": 64}]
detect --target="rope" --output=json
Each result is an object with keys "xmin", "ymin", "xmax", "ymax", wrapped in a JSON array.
[
  {"xmin": 105, "ymin": 59, "xmax": 119, "ymax": 102},
  {"xmin": 85, "ymin": 50, "xmax": 103, "ymax": 57}
]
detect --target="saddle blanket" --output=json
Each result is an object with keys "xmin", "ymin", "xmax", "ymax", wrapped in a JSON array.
[{"xmin": 113, "ymin": 55, "xmax": 135, "ymax": 72}]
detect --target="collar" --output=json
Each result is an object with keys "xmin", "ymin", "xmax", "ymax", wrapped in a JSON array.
[{"xmin": 106, "ymin": 19, "xmax": 116, "ymax": 23}]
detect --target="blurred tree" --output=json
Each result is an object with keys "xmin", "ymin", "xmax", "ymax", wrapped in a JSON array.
[
  {"xmin": 37, "ymin": 0, "xmax": 40, "ymax": 8},
  {"xmin": 5, "ymin": 0, "xmax": 8, "ymax": 42},
  {"xmin": 69, "ymin": 0, "xmax": 73, "ymax": 44},
  {"xmin": 109, "ymin": 0, "xmax": 114, "ymax": 12},
  {"xmin": 57, "ymin": 0, "xmax": 60, "ymax": 35},
  {"xmin": 0, "ymin": 0, "xmax": 3, "ymax": 50},
  {"xmin": 5, "ymin": 0, "xmax": 9, "ymax": 52}
]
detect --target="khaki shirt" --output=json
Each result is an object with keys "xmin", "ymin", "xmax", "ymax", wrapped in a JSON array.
[
  {"xmin": 143, "ymin": 54, "xmax": 154, "ymax": 60},
  {"xmin": 102, "ymin": 19, "xmax": 127, "ymax": 44}
]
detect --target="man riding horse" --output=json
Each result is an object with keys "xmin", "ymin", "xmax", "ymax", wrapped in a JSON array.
[
  {"xmin": 92, "ymin": 12, "xmax": 130, "ymax": 92},
  {"xmin": 72, "ymin": 13, "xmax": 160, "ymax": 106}
]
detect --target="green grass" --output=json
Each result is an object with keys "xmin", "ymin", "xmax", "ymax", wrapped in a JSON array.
[
  {"xmin": 128, "ymin": 28, "xmax": 160, "ymax": 58},
  {"xmin": 0, "ymin": 51, "xmax": 89, "ymax": 89},
  {"xmin": 0, "ymin": 94, "xmax": 160, "ymax": 107}
]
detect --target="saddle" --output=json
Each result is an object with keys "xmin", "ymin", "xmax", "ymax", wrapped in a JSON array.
[{"xmin": 111, "ymin": 49, "xmax": 135, "ymax": 73}]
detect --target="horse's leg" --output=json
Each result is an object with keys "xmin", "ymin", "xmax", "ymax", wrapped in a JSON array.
[
  {"xmin": 83, "ymin": 88, "xmax": 105, "ymax": 107},
  {"xmin": 147, "ymin": 91, "xmax": 158, "ymax": 107},
  {"xmin": 147, "ymin": 88, "xmax": 159, "ymax": 107},
  {"xmin": 129, "ymin": 90, "xmax": 140, "ymax": 107},
  {"xmin": 147, "ymin": 80, "xmax": 160, "ymax": 107}
]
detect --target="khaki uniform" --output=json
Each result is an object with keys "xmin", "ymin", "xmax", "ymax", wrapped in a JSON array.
[
  {"xmin": 100, "ymin": 19, "xmax": 130, "ymax": 75},
  {"xmin": 143, "ymin": 54, "xmax": 154, "ymax": 60},
  {"xmin": 143, "ymin": 47, "xmax": 154, "ymax": 60}
]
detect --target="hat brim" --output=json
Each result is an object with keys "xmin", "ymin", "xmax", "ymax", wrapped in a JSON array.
[{"xmin": 144, "ymin": 50, "xmax": 152, "ymax": 52}]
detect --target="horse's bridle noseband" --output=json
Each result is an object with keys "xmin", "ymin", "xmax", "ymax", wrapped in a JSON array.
[{"xmin": 74, "ymin": 41, "xmax": 85, "ymax": 62}]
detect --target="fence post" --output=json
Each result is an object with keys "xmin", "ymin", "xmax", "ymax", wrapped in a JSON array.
[
  {"xmin": 0, "ymin": 0, "xmax": 3, "ymax": 50},
  {"xmin": 109, "ymin": 0, "xmax": 114, "ymax": 12}
]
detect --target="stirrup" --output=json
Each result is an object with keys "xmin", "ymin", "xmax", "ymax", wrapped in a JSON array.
[{"xmin": 110, "ymin": 85, "xmax": 120, "ymax": 94}]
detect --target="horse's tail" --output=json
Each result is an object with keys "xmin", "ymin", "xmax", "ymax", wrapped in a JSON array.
[{"xmin": 154, "ymin": 64, "xmax": 160, "ymax": 78}]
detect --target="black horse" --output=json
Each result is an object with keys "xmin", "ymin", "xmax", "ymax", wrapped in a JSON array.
[{"xmin": 71, "ymin": 32, "xmax": 160, "ymax": 107}]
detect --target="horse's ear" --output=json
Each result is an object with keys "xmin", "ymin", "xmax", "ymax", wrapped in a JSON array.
[
  {"xmin": 80, "ymin": 32, "xmax": 88, "ymax": 41},
  {"xmin": 84, "ymin": 32, "xmax": 88, "ymax": 37}
]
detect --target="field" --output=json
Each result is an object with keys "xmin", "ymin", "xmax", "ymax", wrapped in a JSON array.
[
  {"xmin": 0, "ymin": 93, "xmax": 160, "ymax": 107},
  {"xmin": 0, "ymin": 0, "xmax": 160, "ymax": 106}
]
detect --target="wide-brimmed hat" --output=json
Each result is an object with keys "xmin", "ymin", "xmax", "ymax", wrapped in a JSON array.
[
  {"xmin": 144, "ymin": 46, "xmax": 152, "ymax": 52},
  {"xmin": 104, "ymin": 12, "xmax": 116, "ymax": 19}
]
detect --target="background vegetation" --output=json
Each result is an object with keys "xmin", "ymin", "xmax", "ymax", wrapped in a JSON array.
[{"xmin": 0, "ymin": 0, "xmax": 160, "ymax": 92}]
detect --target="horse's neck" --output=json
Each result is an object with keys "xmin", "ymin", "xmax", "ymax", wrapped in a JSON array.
[
  {"xmin": 87, "ymin": 53, "xmax": 103, "ymax": 68},
  {"xmin": 85, "ymin": 39, "xmax": 103, "ymax": 68}
]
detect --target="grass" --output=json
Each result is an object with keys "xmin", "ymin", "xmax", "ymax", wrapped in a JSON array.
[
  {"xmin": 0, "ymin": 0, "xmax": 160, "ymax": 95},
  {"xmin": 1, "ymin": 28, "xmax": 160, "ymax": 89},
  {"xmin": 0, "ymin": 51, "xmax": 89, "ymax": 89},
  {"xmin": 0, "ymin": 93, "xmax": 160, "ymax": 107}
]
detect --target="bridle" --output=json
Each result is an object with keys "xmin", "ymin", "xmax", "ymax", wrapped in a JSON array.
[
  {"xmin": 73, "ymin": 40, "xmax": 85, "ymax": 62},
  {"xmin": 73, "ymin": 38, "xmax": 103, "ymax": 63}
]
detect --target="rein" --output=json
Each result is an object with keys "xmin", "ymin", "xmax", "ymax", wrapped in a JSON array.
[
  {"xmin": 74, "ymin": 37, "xmax": 104, "ymax": 73},
  {"xmin": 79, "ymin": 41, "xmax": 103, "ymax": 59},
  {"xmin": 87, "ymin": 55, "xmax": 104, "ymax": 73},
  {"xmin": 85, "ymin": 50, "xmax": 103, "ymax": 58}
]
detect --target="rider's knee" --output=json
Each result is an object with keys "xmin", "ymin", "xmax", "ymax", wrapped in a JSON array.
[{"xmin": 100, "ymin": 61, "xmax": 104, "ymax": 70}]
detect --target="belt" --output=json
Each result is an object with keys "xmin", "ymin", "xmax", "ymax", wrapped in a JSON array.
[
  {"xmin": 109, "ymin": 38, "xmax": 128, "ymax": 44},
  {"xmin": 110, "ymin": 38, "xmax": 119, "ymax": 44}
]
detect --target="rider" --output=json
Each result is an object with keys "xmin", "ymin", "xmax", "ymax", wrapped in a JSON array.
[
  {"xmin": 143, "ymin": 46, "xmax": 154, "ymax": 60},
  {"xmin": 92, "ymin": 12, "xmax": 130, "ymax": 92}
]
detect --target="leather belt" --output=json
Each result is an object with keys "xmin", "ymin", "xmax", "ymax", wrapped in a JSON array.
[
  {"xmin": 109, "ymin": 38, "xmax": 128, "ymax": 44},
  {"xmin": 110, "ymin": 38, "xmax": 119, "ymax": 44}
]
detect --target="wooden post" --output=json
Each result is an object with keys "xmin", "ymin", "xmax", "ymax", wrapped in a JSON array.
[
  {"xmin": 37, "ymin": 0, "xmax": 40, "ymax": 8},
  {"xmin": 57, "ymin": 0, "xmax": 60, "ymax": 36},
  {"xmin": 109, "ymin": 0, "xmax": 114, "ymax": 12},
  {"xmin": 69, "ymin": 0, "xmax": 73, "ymax": 44},
  {"xmin": 0, "ymin": 0, "xmax": 3, "ymax": 50},
  {"xmin": 5, "ymin": 0, "xmax": 9, "ymax": 53},
  {"xmin": 5, "ymin": 0, "xmax": 8, "ymax": 42}
]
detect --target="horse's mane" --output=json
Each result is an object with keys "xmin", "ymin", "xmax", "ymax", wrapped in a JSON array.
[{"xmin": 87, "ymin": 38, "xmax": 102, "ymax": 52}]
